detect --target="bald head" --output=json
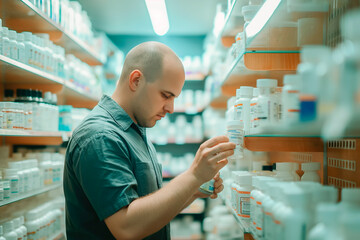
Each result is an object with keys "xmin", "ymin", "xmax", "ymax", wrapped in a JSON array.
[{"xmin": 119, "ymin": 42, "xmax": 180, "ymax": 84}]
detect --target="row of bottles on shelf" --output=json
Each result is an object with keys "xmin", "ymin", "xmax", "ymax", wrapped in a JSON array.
[
  {"xmin": 158, "ymin": 153, "xmax": 195, "ymax": 177},
  {"xmin": 0, "ymin": 197, "xmax": 65, "ymax": 240},
  {"xmin": 0, "ymin": 146, "xmax": 65, "ymax": 202},
  {"xmin": 181, "ymin": 56, "xmax": 206, "ymax": 76},
  {"xmin": 0, "ymin": 19, "xmax": 102, "ymax": 97},
  {"xmin": 174, "ymin": 90, "xmax": 207, "ymax": 112},
  {"xmin": 27, "ymin": 0, "xmax": 98, "ymax": 52},
  {"xmin": 1, "ymin": 89, "xmax": 58, "ymax": 131},
  {"xmin": 0, "ymin": 89, "xmax": 91, "ymax": 132},
  {"xmin": 148, "ymin": 115, "xmax": 203, "ymax": 144},
  {"xmin": 219, "ymin": 164, "xmax": 360, "ymax": 240},
  {"xmin": 171, "ymin": 216, "xmax": 202, "ymax": 240}
]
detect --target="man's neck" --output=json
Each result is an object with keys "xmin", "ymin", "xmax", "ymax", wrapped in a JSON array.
[{"xmin": 111, "ymin": 91, "xmax": 138, "ymax": 124}]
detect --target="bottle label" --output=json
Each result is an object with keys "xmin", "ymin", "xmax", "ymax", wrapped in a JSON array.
[
  {"xmin": 10, "ymin": 178, "xmax": 19, "ymax": 193},
  {"xmin": 237, "ymin": 190, "xmax": 251, "ymax": 219},
  {"xmin": 199, "ymin": 179, "xmax": 215, "ymax": 194},
  {"xmin": 235, "ymin": 103, "xmax": 244, "ymax": 121}
]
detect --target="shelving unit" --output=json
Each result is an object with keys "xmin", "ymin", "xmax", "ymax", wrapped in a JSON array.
[
  {"xmin": 0, "ymin": 183, "xmax": 62, "ymax": 207},
  {"xmin": 1, "ymin": 129, "xmax": 71, "ymax": 145},
  {"xmin": 0, "ymin": 0, "xmax": 105, "ymax": 66}
]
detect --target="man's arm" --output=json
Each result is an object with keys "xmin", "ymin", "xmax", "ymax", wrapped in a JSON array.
[{"xmin": 104, "ymin": 136, "xmax": 234, "ymax": 240}]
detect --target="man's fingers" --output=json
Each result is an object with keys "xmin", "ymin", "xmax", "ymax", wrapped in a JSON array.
[{"xmin": 200, "ymin": 136, "xmax": 230, "ymax": 149}]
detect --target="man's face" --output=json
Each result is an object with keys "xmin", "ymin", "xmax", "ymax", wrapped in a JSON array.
[{"xmin": 133, "ymin": 58, "xmax": 185, "ymax": 128}]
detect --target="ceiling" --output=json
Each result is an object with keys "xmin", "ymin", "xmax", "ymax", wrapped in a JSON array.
[{"xmin": 77, "ymin": 0, "xmax": 220, "ymax": 36}]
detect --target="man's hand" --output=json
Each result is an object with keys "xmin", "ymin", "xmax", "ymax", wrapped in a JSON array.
[{"xmin": 194, "ymin": 172, "xmax": 224, "ymax": 199}]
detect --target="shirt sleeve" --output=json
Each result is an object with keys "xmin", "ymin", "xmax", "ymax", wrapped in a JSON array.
[{"xmin": 74, "ymin": 132, "xmax": 139, "ymax": 221}]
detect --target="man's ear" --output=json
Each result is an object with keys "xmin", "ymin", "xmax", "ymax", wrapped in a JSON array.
[{"xmin": 128, "ymin": 70, "xmax": 143, "ymax": 91}]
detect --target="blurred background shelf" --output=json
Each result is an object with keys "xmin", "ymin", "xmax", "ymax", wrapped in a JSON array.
[
  {"xmin": 0, "ymin": 0, "xmax": 105, "ymax": 66},
  {"xmin": 0, "ymin": 183, "xmax": 62, "ymax": 207}
]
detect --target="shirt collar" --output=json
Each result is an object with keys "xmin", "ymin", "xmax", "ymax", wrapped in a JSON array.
[{"xmin": 98, "ymin": 95, "xmax": 147, "ymax": 137}]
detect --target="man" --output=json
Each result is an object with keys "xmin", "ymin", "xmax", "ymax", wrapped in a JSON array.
[{"xmin": 63, "ymin": 42, "xmax": 235, "ymax": 240}]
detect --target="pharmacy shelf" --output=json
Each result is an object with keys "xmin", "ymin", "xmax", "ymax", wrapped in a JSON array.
[
  {"xmin": 0, "ymin": 54, "xmax": 64, "ymax": 88},
  {"xmin": 244, "ymin": 134, "xmax": 324, "ymax": 152},
  {"xmin": 219, "ymin": 50, "xmax": 299, "ymax": 96},
  {"xmin": 174, "ymin": 108, "xmax": 204, "ymax": 115},
  {"xmin": 215, "ymin": 0, "xmax": 245, "ymax": 48},
  {"xmin": 62, "ymin": 81, "xmax": 100, "ymax": 108},
  {"xmin": 0, "ymin": 183, "xmax": 62, "ymax": 207},
  {"xmin": 209, "ymin": 90, "xmax": 230, "ymax": 110},
  {"xmin": 0, "ymin": 0, "xmax": 105, "ymax": 66},
  {"xmin": 185, "ymin": 73, "xmax": 206, "ymax": 81},
  {"xmin": 0, "ymin": 54, "xmax": 100, "ymax": 108},
  {"xmin": 1, "ymin": 129, "xmax": 71, "ymax": 145}
]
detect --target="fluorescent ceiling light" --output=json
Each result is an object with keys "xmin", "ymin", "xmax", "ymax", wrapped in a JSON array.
[
  {"xmin": 245, "ymin": 0, "xmax": 282, "ymax": 39},
  {"xmin": 145, "ymin": 0, "xmax": 170, "ymax": 36}
]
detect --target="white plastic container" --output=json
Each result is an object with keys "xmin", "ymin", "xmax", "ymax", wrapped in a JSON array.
[
  {"xmin": 235, "ymin": 173, "xmax": 253, "ymax": 219},
  {"xmin": 4, "ymin": 168, "xmax": 19, "ymax": 195},
  {"xmin": 235, "ymin": 86, "xmax": 253, "ymax": 134},
  {"xmin": 275, "ymin": 162, "xmax": 294, "ymax": 181},
  {"xmin": 256, "ymin": 79, "xmax": 278, "ymax": 128},
  {"xmin": 22, "ymin": 32, "xmax": 34, "ymax": 66},
  {"xmin": 250, "ymin": 88, "xmax": 259, "ymax": 133},
  {"xmin": 17, "ymin": 33, "xmax": 26, "ymax": 64},
  {"xmin": 2, "ymin": 27, "xmax": 11, "ymax": 57},
  {"xmin": 9, "ymin": 30, "xmax": 18, "ymax": 61},
  {"xmin": 8, "ymin": 161, "xmax": 25, "ymax": 193},
  {"xmin": 3, "ymin": 221, "xmax": 17, "ymax": 240},
  {"xmin": 339, "ymin": 188, "xmax": 360, "ymax": 211},
  {"xmin": 282, "ymin": 189, "xmax": 312, "ymax": 240},
  {"xmin": 226, "ymin": 120, "xmax": 244, "ymax": 162},
  {"xmin": 301, "ymin": 162, "xmax": 321, "ymax": 182},
  {"xmin": 26, "ymin": 210, "xmax": 40, "ymax": 240},
  {"xmin": 0, "ymin": 225, "xmax": 5, "ymax": 240},
  {"xmin": 13, "ymin": 218, "xmax": 23, "ymax": 240},
  {"xmin": 18, "ymin": 216, "xmax": 27, "ymax": 240},
  {"xmin": 282, "ymin": 74, "xmax": 301, "ymax": 123},
  {"xmin": 308, "ymin": 203, "xmax": 341, "ymax": 240}
]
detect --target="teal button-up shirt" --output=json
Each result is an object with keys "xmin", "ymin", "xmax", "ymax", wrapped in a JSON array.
[{"xmin": 63, "ymin": 95, "xmax": 169, "ymax": 240}]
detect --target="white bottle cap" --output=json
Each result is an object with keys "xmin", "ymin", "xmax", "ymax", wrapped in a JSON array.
[
  {"xmin": 2, "ymin": 27, "xmax": 9, "ymax": 35},
  {"xmin": 342, "ymin": 188, "xmax": 360, "ymax": 203},
  {"xmin": 0, "ymin": 225, "xmax": 2, "ymax": 235},
  {"xmin": 0, "ymin": 18, "xmax": 2, "ymax": 28},
  {"xmin": 239, "ymin": 86, "xmax": 253, "ymax": 98},
  {"xmin": 256, "ymin": 79, "xmax": 278, "ymax": 88},
  {"xmin": 17, "ymin": 33, "xmax": 24, "ymax": 41},
  {"xmin": 236, "ymin": 173, "xmax": 252, "ymax": 186},
  {"xmin": 283, "ymin": 74, "xmax": 301, "ymax": 87},
  {"xmin": 20, "ymin": 216, "xmax": 25, "ymax": 225},
  {"xmin": 5, "ymin": 168, "xmax": 17, "ymax": 177},
  {"xmin": 301, "ymin": 162, "xmax": 320, "ymax": 171},
  {"xmin": 252, "ymin": 88, "xmax": 259, "ymax": 97},
  {"xmin": 300, "ymin": 45, "xmax": 331, "ymax": 63},
  {"xmin": 285, "ymin": 189, "xmax": 311, "ymax": 207},
  {"xmin": 13, "ymin": 218, "xmax": 20, "ymax": 228},
  {"xmin": 236, "ymin": 89, "xmax": 241, "ymax": 98},
  {"xmin": 3, "ymin": 221, "xmax": 14, "ymax": 233},
  {"xmin": 22, "ymin": 32, "xmax": 33, "ymax": 41},
  {"xmin": 341, "ymin": 9, "xmax": 360, "ymax": 41},
  {"xmin": 9, "ymin": 30, "xmax": 17, "ymax": 40},
  {"xmin": 276, "ymin": 162, "xmax": 293, "ymax": 171}
]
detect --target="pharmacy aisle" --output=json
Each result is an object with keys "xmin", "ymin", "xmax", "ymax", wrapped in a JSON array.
[
  {"xmin": 0, "ymin": 0, "xmax": 123, "ymax": 239},
  {"xmin": 202, "ymin": 0, "xmax": 360, "ymax": 239}
]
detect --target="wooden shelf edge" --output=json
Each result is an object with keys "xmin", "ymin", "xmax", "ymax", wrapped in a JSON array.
[{"xmin": 244, "ymin": 136, "xmax": 324, "ymax": 152}]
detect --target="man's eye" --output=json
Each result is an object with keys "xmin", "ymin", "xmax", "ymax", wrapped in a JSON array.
[{"xmin": 162, "ymin": 93, "xmax": 170, "ymax": 99}]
